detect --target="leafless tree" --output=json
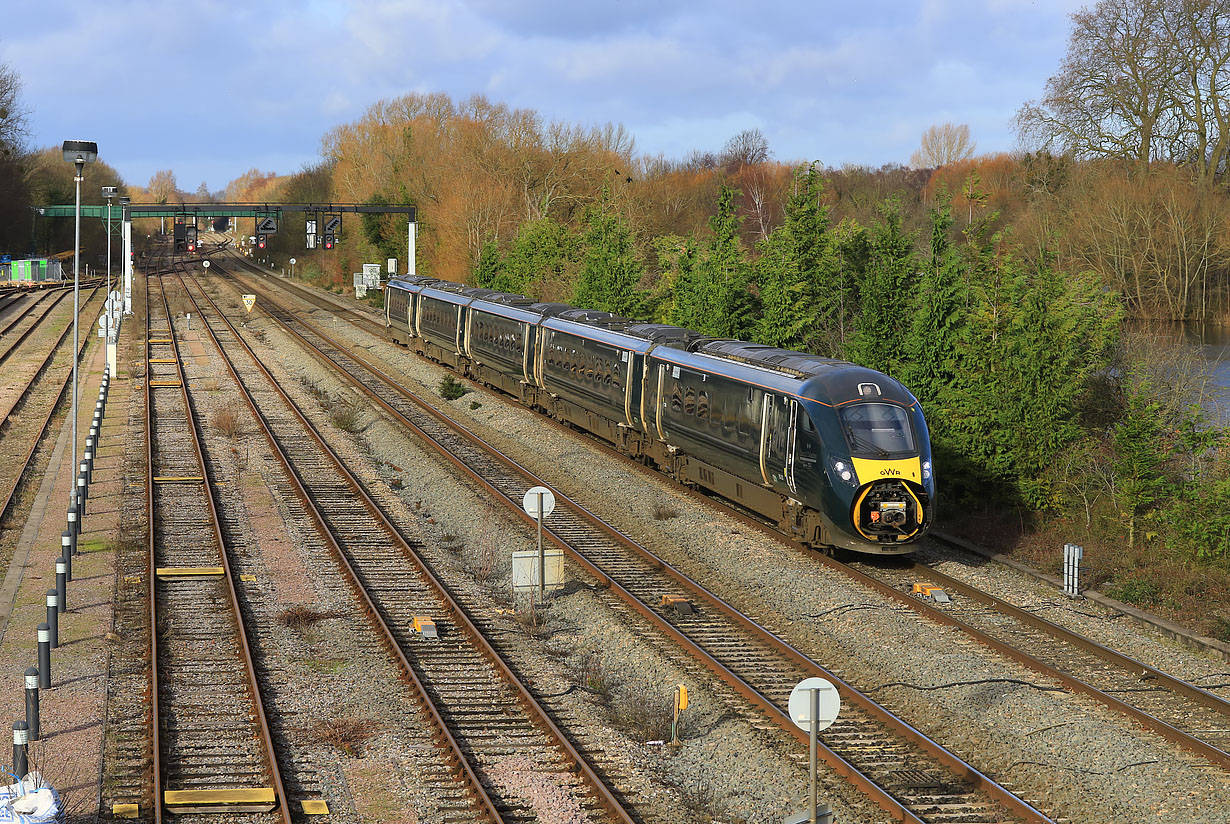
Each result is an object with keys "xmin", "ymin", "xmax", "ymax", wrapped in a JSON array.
[
  {"xmin": 1016, "ymin": 0, "xmax": 1230, "ymax": 181},
  {"xmin": 0, "ymin": 59, "xmax": 29, "ymax": 157},
  {"xmin": 909, "ymin": 123, "xmax": 976, "ymax": 168},
  {"xmin": 720, "ymin": 128, "xmax": 771, "ymax": 171}
]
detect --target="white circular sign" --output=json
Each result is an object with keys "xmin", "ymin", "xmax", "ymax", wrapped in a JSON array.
[
  {"xmin": 788, "ymin": 677, "xmax": 840, "ymax": 733},
  {"xmin": 290, "ymin": 258, "xmax": 297, "ymax": 265},
  {"xmin": 202, "ymin": 260, "xmax": 210, "ymax": 269},
  {"xmin": 522, "ymin": 486, "xmax": 556, "ymax": 520}
]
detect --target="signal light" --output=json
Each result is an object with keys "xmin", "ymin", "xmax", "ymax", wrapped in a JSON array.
[
  {"xmin": 323, "ymin": 234, "xmax": 335, "ymax": 250},
  {"xmin": 187, "ymin": 242, "xmax": 196, "ymax": 253},
  {"xmin": 257, "ymin": 234, "xmax": 267, "ymax": 250}
]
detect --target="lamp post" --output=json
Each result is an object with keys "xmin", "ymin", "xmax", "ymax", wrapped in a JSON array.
[
  {"xmin": 102, "ymin": 186, "xmax": 116, "ymax": 299},
  {"xmin": 62, "ymin": 140, "xmax": 97, "ymax": 504}
]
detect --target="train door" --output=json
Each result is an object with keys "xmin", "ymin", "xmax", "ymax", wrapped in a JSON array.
[{"xmin": 760, "ymin": 394, "xmax": 799, "ymax": 493}]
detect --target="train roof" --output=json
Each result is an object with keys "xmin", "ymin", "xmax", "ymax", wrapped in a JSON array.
[
  {"xmin": 387, "ymin": 276, "xmax": 439, "ymax": 290},
  {"xmin": 697, "ymin": 340, "xmax": 846, "ymax": 379}
]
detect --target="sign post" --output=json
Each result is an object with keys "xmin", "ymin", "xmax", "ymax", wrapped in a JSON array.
[
  {"xmin": 242, "ymin": 294, "xmax": 256, "ymax": 314},
  {"xmin": 521, "ymin": 486, "xmax": 555, "ymax": 601},
  {"xmin": 786, "ymin": 677, "xmax": 840, "ymax": 824}
]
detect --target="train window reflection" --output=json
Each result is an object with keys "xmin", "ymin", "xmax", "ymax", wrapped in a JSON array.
[{"xmin": 839, "ymin": 403, "xmax": 914, "ymax": 455}]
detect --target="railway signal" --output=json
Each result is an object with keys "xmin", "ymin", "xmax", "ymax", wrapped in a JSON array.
[
  {"xmin": 256, "ymin": 234, "xmax": 267, "ymax": 250},
  {"xmin": 323, "ymin": 234, "xmax": 335, "ymax": 250}
]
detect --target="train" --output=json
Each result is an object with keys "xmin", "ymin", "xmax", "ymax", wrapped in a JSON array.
[{"xmin": 384, "ymin": 276, "xmax": 934, "ymax": 555}]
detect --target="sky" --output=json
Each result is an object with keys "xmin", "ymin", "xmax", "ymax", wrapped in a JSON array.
[{"xmin": 2, "ymin": 0, "xmax": 1087, "ymax": 195}]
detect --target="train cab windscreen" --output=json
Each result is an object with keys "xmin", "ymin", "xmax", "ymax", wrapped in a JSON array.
[{"xmin": 839, "ymin": 403, "xmax": 915, "ymax": 456}]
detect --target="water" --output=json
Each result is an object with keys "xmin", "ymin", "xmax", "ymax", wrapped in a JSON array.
[{"xmin": 1185, "ymin": 323, "xmax": 1230, "ymax": 423}]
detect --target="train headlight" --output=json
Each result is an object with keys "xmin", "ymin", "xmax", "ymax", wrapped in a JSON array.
[
  {"xmin": 831, "ymin": 459, "xmax": 859, "ymax": 487},
  {"xmin": 922, "ymin": 461, "xmax": 932, "ymax": 481}
]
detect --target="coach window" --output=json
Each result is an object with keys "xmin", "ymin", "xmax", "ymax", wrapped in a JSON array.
[
  {"xmin": 684, "ymin": 386, "xmax": 695, "ymax": 415},
  {"xmin": 671, "ymin": 384, "xmax": 683, "ymax": 412},
  {"xmin": 698, "ymin": 390, "xmax": 709, "ymax": 420}
]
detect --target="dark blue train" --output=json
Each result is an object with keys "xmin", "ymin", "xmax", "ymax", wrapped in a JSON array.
[{"xmin": 386, "ymin": 277, "xmax": 934, "ymax": 555}]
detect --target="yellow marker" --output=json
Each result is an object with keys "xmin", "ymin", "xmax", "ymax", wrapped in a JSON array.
[
  {"xmin": 301, "ymin": 800, "xmax": 330, "ymax": 815},
  {"xmin": 676, "ymin": 684, "xmax": 688, "ymax": 711},
  {"xmin": 243, "ymin": 294, "xmax": 256, "ymax": 313},
  {"xmin": 112, "ymin": 803, "xmax": 139, "ymax": 819},
  {"xmin": 155, "ymin": 567, "xmax": 225, "ymax": 578}
]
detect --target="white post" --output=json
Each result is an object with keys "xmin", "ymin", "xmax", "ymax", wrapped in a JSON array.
[
  {"xmin": 105, "ymin": 199, "xmax": 112, "ymax": 298},
  {"xmin": 537, "ymin": 490, "xmax": 545, "ymax": 602},
  {"xmin": 122, "ymin": 215, "xmax": 132, "ymax": 315},
  {"xmin": 809, "ymin": 688, "xmax": 818, "ymax": 823},
  {"xmin": 407, "ymin": 221, "xmax": 417, "ymax": 277}
]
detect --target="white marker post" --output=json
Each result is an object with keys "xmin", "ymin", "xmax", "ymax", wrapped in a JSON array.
[
  {"xmin": 786, "ymin": 677, "xmax": 840, "ymax": 824},
  {"xmin": 522, "ymin": 486, "xmax": 555, "ymax": 601}
]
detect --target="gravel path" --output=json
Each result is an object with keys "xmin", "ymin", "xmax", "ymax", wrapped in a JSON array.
[{"xmin": 218, "ymin": 274, "xmax": 1230, "ymax": 824}]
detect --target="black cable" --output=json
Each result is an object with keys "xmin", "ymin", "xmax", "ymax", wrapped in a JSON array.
[{"xmin": 866, "ymin": 677, "xmax": 1063, "ymax": 693}]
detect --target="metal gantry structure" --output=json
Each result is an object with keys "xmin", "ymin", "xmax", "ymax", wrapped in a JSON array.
[{"xmin": 33, "ymin": 202, "xmax": 419, "ymax": 314}]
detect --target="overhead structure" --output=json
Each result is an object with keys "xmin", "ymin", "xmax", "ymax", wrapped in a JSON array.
[{"xmin": 33, "ymin": 202, "xmax": 419, "ymax": 276}]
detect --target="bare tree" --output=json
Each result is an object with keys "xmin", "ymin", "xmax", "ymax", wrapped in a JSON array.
[
  {"xmin": 909, "ymin": 123, "xmax": 976, "ymax": 168},
  {"xmin": 1016, "ymin": 0, "xmax": 1230, "ymax": 180},
  {"xmin": 148, "ymin": 170, "xmax": 177, "ymax": 233},
  {"xmin": 720, "ymin": 128, "xmax": 771, "ymax": 170},
  {"xmin": 0, "ymin": 59, "xmax": 29, "ymax": 157}
]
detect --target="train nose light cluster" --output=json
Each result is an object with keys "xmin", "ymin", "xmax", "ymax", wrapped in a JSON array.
[{"xmin": 831, "ymin": 460, "xmax": 859, "ymax": 486}]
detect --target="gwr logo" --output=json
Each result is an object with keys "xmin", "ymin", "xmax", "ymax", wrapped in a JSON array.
[{"xmin": 880, "ymin": 468, "xmax": 902, "ymax": 476}]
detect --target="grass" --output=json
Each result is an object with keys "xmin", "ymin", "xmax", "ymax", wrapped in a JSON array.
[
  {"xmin": 303, "ymin": 658, "xmax": 348, "ymax": 675},
  {"xmin": 278, "ymin": 605, "xmax": 337, "ymax": 631},
  {"xmin": 653, "ymin": 503, "xmax": 680, "ymax": 521},
  {"xmin": 309, "ymin": 717, "xmax": 380, "ymax": 757},
  {"xmin": 611, "ymin": 680, "xmax": 674, "ymax": 742},
  {"xmin": 210, "ymin": 403, "xmax": 244, "ymax": 438},
  {"xmin": 329, "ymin": 400, "xmax": 363, "ymax": 433}
]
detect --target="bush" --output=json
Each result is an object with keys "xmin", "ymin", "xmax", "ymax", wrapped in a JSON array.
[
  {"xmin": 439, "ymin": 375, "xmax": 469, "ymax": 400},
  {"xmin": 329, "ymin": 401, "xmax": 362, "ymax": 433},
  {"xmin": 210, "ymin": 404, "xmax": 244, "ymax": 438}
]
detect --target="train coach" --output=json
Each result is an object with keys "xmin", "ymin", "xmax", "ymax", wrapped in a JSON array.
[{"xmin": 385, "ymin": 277, "xmax": 934, "ymax": 555}]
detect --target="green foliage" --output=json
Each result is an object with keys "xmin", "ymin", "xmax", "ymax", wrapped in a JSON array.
[
  {"xmin": 473, "ymin": 240, "xmax": 503, "ymax": 289},
  {"xmin": 1112, "ymin": 379, "xmax": 1172, "ymax": 548},
  {"xmin": 439, "ymin": 375, "xmax": 469, "ymax": 400},
  {"xmin": 489, "ymin": 217, "xmax": 578, "ymax": 299},
  {"xmin": 660, "ymin": 235, "xmax": 702, "ymax": 328},
  {"xmin": 754, "ymin": 163, "xmax": 841, "ymax": 351},
  {"xmin": 573, "ymin": 190, "xmax": 645, "ymax": 317},
  {"xmin": 361, "ymin": 193, "xmax": 402, "ymax": 260},
  {"xmin": 676, "ymin": 185, "xmax": 757, "ymax": 338},
  {"xmin": 845, "ymin": 198, "xmax": 919, "ymax": 374}
]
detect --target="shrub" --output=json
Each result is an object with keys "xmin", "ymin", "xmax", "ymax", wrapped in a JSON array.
[
  {"xmin": 210, "ymin": 403, "xmax": 243, "ymax": 438},
  {"xmin": 309, "ymin": 718, "xmax": 380, "ymax": 757},
  {"xmin": 439, "ymin": 375, "xmax": 469, "ymax": 400},
  {"xmin": 329, "ymin": 401, "xmax": 362, "ymax": 433},
  {"xmin": 652, "ymin": 503, "xmax": 680, "ymax": 520}
]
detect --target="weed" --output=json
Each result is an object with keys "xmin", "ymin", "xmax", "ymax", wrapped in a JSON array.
[
  {"xmin": 1106, "ymin": 575, "xmax": 1162, "ymax": 607},
  {"xmin": 278, "ymin": 605, "xmax": 337, "ymax": 631},
  {"xmin": 308, "ymin": 717, "xmax": 380, "ymax": 757},
  {"xmin": 574, "ymin": 651, "xmax": 615, "ymax": 699},
  {"xmin": 611, "ymin": 680, "xmax": 673, "ymax": 742},
  {"xmin": 329, "ymin": 400, "xmax": 363, "ymax": 433},
  {"xmin": 515, "ymin": 599, "xmax": 550, "ymax": 638},
  {"xmin": 470, "ymin": 400, "xmax": 482, "ymax": 410},
  {"xmin": 653, "ymin": 502, "xmax": 680, "ymax": 521},
  {"xmin": 304, "ymin": 658, "xmax": 347, "ymax": 675},
  {"xmin": 439, "ymin": 375, "xmax": 469, "ymax": 400},
  {"xmin": 211, "ymin": 403, "xmax": 244, "ymax": 438}
]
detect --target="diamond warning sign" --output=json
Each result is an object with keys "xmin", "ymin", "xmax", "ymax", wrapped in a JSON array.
[{"xmin": 242, "ymin": 294, "xmax": 256, "ymax": 313}]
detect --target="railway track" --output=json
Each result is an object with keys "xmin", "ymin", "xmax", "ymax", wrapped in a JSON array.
[
  {"xmin": 0, "ymin": 283, "xmax": 103, "ymax": 531},
  {"xmin": 207, "ymin": 261, "xmax": 1051, "ymax": 824},
  {"xmin": 0, "ymin": 288, "xmax": 70, "ymax": 366},
  {"xmin": 217, "ymin": 254, "xmax": 1230, "ymax": 777},
  {"xmin": 142, "ymin": 272, "xmax": 289, "ymax": 822},
  {"xmin": 176, "ymin": 270, "xmax": 637, "ymax": 823}
]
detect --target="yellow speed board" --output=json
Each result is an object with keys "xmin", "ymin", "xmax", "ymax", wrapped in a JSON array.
[{"xmin": 242, "ymin": 294, "xmax": 256, "ymax": 313}]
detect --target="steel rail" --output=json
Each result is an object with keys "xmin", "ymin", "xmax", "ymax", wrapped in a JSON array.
[
  {"xmin": 214, "ymin": 262, "xmax": 1052, "ymax": 824},
  {"xmin": 145, "ymin": 272, "xmax": 291, "ymax": 824},
  {"xmin": 179, "ymin": 271, "xmax": 635, "ymax": 824},
  {"xmin": 0, "ymin": 283, "xmax": 103, "ymax": 435},
  {"xmin": 170, "ymin": 273, "xmax": 506, "ymax": 823},
  {"xmin": 0, "ymin": 289, "xmax": 63, "ymax": 341},
  {"xmin": 0, "ymin": 286, "xmax": 102, "ymax": 530},
  {"xmin": 223, "ymin": 253, "xmax": 1230, "ymax": 771}
]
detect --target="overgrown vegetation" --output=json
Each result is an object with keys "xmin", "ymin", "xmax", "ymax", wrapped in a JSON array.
[{"xmin": 308, "ymin": 717, "xmax": 380, "ymax": 757}]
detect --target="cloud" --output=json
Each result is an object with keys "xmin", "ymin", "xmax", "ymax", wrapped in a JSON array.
[{"xmin": 3, "ymin": 0, "xmax": 1084, "ymax": 189}]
